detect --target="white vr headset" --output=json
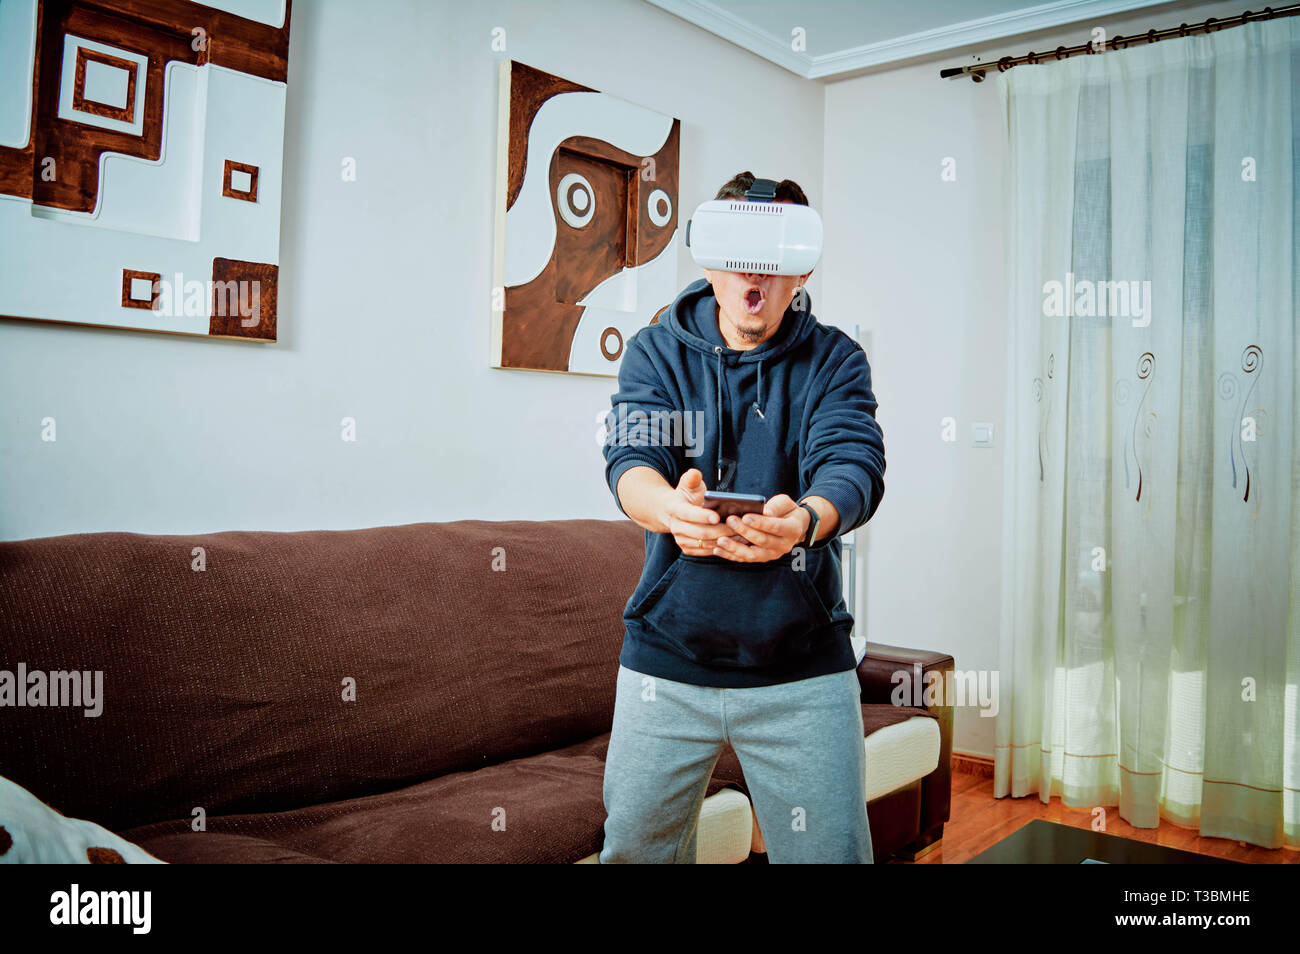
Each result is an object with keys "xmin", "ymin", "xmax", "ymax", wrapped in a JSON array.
[{"xmin": 684, "ymin": 177, "xmax": 823, "ymax": 276}]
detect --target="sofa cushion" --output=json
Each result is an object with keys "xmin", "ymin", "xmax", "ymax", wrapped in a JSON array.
[
  {"xmin": 861, "ymin": 712, "xmax": 942, "ymax": 801},
  {"xmin": 0, "ymin": 519, "xmax": 645, "ymax": 832},
  {"xmin": 117, "ymin": 703, "xmax": 934, "ymax": 864},
  {"xmin": 118, "ymin": 733, "xmax": 742, "ymax": 864}
]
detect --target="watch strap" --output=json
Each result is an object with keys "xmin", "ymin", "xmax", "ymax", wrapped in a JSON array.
[{"xmin": 796, "ymin": 500, "xmax": 819, "ymax": 549}]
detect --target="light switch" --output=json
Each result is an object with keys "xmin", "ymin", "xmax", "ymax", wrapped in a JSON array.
[{"xmin": 972, "ymin": 422, "xmax": 994, "ymax": 447}]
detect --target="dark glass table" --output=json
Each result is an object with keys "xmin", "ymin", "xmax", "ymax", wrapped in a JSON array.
[{"xmin": 966, "ymin": 820, "xmax": 1239, "ymax": 864}]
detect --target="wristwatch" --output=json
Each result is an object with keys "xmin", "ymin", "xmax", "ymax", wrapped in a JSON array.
[{"xmin": 795, "ymin": 499, "xmax": 820, "ymax": 549}]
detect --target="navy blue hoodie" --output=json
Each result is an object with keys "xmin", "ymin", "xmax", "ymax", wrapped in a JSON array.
[{"xmin": 603, "ymin": 277, "xmax": 885, "ymax": 689}]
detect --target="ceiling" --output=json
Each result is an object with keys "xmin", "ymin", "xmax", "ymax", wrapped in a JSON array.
[{"xmin": 643, "ymin": 0, "xmax": 1177, "ymax": 80}]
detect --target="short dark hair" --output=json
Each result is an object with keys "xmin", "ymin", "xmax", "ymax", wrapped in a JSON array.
[{"xmin": 714, "ymin": 171, "xmax": 809, "ymax": 206}]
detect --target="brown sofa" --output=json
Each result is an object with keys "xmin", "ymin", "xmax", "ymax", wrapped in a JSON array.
[{"xmin": 0, "ymin": 519, "xmax": 952, "ymax": 863}]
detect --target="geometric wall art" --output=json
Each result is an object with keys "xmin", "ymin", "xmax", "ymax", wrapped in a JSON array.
[
  {"xmin": 0, "ymin": 0, "xmax": 292, "ymax": 342},
  {"xmin": 491, "ymin": 60, "xmax": 680, "ymax": 375}
]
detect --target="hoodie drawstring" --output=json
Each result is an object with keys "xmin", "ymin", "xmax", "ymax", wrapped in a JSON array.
[
  {"xmin": 714, "ymin": 346, "xmax": 724, "ymax": 487},
  {"xmin": 713, "ymin": 347, "xmax": 768, "ymax": 488}
]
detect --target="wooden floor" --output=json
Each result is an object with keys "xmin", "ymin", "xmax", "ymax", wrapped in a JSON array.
[{"xmin": 892, "ymin": 766, "xmax": 1300, "ymax": 864}]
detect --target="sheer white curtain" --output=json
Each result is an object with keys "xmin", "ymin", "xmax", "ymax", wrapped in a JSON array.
[{"xmin": 995, "ymin": 17, "xmax": 1298, "ymax": 849}]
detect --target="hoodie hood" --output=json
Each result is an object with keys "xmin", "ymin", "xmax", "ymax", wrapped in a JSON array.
[
  {"xmin": 659, "ymin": 277, "xmax": 818, "ymax": 489},
  {"xmin": 660, "ymin": 277, "xmax": 817, "ymax": 365}
]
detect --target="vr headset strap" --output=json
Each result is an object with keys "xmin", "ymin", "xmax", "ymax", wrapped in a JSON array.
[{"xmin": 744, "ymin": 178, "xmax": 778, "ymax": 202}]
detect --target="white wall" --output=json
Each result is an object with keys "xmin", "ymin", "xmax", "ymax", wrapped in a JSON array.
[
  {"xmin": 0, "ymin": 0, "xmax": 824, "ymax": 540},
  {"xmin": 822, "ymin": 0, "xmax": 1244, "ymax": 758}
]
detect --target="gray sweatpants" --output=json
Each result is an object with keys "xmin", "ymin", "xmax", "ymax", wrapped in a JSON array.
[{"xmin": 599, "ymin": 664, "xmax": 873, "ymax": 864}]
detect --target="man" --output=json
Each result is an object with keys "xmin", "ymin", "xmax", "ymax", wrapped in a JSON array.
[{"xmin": 599, "ymin": 172, "xmax": 886, "ymax": 863}]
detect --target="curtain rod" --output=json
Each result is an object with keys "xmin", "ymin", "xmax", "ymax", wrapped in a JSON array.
[{"xmin": 939, "ymin": 3, "xmax": 1300, "ymax": 81}]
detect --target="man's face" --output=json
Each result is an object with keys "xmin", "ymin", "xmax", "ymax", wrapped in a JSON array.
[
  {"xmin": 702, "ymin": 199, "xmax": 812, "ymax": 348},
  {"xmin": 703, "ymin": 267, "xmax": 812, "ymax": 347}
]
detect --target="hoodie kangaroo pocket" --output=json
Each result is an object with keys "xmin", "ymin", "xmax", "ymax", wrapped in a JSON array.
[{"xmin": 638, "ymin": 555, "xmax": 833, "ymax": 669}]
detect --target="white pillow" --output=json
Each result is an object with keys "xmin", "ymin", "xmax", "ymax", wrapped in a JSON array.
[{"xmin": 0, "ymin": 775, "xmax": 165, "ymax": 864}]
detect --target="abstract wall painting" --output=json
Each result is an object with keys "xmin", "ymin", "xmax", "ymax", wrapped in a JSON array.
[
  {"xmin": 492, "ymin": 60, "xmax": 680, "ymax": 376},
  {"xmin": 0, "ymin": 0, "xmax": 292, "ymax": 342}
]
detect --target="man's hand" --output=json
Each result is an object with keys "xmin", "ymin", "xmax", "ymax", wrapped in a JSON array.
[
  {"xmin": 659, "ymin": 469, "xmax": 736, "ymax": 557},
  {"xmin": 712, "ymin": 494, "xmax": 810, "ymax": 563}
]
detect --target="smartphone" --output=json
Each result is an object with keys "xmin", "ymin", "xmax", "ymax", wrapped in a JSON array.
[{"xmin": 702, "ymin": 490, "xmax": 766, "ymax": 520}]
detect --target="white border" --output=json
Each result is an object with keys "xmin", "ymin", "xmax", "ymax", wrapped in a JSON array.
[{"xmin": 57, "ymin": 34, "xmax": 147, "ymax": 137}]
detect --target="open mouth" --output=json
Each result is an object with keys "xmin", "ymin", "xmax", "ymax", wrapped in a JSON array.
[{"xmin": 743, "ymin": 286, "xmax": 765, "ymax": 315}]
